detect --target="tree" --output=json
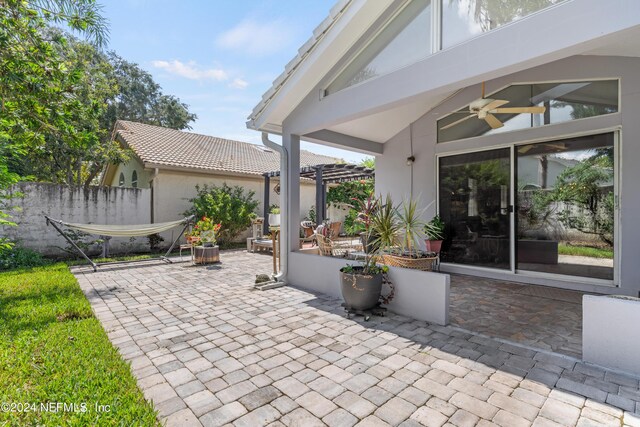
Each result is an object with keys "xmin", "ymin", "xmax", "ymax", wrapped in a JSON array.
[
  {"xmin": 530, "ymin": 149, "xmax": 614, "ymax": 245},
  {"xmin": 7, "ymin": 29, "xmax": 124, "ymax": 185},
  {"xmin": 0, "ymin": 0, "xmax": 109, "ymax": 244},
  {"xmin": 185, "ymin": 184, "xmax": 259, "ymax": 246},
  {"xmin": 448, "ymin": 0, "xmax": 565, "ymax": 32},
  {"xmin": 103, "ymin": 53, "xmax": 197, "ymax": 132},
  {"xmin": 4, "ymin": 34, "xmax": 197, "ymax": 186}
]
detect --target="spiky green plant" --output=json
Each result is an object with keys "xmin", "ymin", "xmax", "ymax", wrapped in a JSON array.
[{"xmin": 397, "ymin": 198, "xmax": 426, "ymax": 257}]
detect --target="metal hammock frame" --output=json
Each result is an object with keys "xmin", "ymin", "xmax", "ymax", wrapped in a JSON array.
[{"xmin": 45, "ymin": 215, "xmax": 195, "ymax": 271}]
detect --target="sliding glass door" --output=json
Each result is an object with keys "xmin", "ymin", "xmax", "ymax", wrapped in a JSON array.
[
  {"xmin": 438, "ymin": 148, "xmax": 511, "ymax": 269},
  {"xmin": 516, "ymin": 133, "xmax": 614, "ymax": 280},
  {"xmin": 438, "ymin": 132, "xmax": 615, "ymax": 282}
]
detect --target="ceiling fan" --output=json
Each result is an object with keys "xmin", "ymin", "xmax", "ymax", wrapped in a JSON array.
[{"xmin": 441, "ymin": 82, "xmax": 546, "ymax": 130}]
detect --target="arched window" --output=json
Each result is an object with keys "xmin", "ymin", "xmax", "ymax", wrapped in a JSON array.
[
  {"xmin": 131, "ymin": 170, "xmax": 138, "ymax": 188},
  {"xmin": 118, "ymin": 172, "xmax": 125, "ymax": 187}
]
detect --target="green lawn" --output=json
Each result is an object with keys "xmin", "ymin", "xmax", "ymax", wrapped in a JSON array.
[
  {"xmin": 0, "ymin": 264, "xmax": 159, "ymax": 426},
  {"xmin": 558, "ymin": 244, "xmax": 614, "ymax": 259}
]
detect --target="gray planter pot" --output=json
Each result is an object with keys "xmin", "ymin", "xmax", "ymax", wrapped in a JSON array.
[{"xmin": 340, "ymin": 267, "xmax": 382, "ymax": 311}]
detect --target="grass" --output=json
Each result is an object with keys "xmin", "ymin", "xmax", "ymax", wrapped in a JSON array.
[
  {"xmin": 0, "ymin": 264, "xmax": 159, "ymax": 426},
  {"xmin": 558, "ymin": 244, "xmax": 614, "ymax": 259}
]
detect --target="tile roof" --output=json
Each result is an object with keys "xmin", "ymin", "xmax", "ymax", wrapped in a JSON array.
[{"xmin": 114, "ymin": 120, "xmax": 341, "ymax": 176}]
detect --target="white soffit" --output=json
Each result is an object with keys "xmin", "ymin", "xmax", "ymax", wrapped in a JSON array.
[{"xmin": 328, "ymin": 94, "xmax": 450, "ymax": 143}]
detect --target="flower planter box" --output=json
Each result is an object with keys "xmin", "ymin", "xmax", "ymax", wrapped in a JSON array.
[{"xmin": 194, "ymin": 245, "xmax": 220, "ymax": 264}]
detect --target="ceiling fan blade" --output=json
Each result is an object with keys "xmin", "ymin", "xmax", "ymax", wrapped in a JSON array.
[
  {"xmin": 518, "ymin": 145, "xmax": 534, "ymax": 154},
  {"xmin": 440, "ymin": 114, "xmax": 476, "ymax": 130},
  {"xmin": 491, "ymin": 106, "xmax": 546, "ymax": 114},
  {"xmin": 481, "ymin": 99, "xmax": 510, "ymax": 111},
  {"xmin": 484, "ymin": 113, "xmax": 504, "ymax": 129}
]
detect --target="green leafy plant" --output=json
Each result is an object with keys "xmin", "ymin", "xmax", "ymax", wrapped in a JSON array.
[
  {"xmin": 269, "ymin": 206, "xmax": 280, "ymax": 214},
  {"xmin": 58, "ymin": 229, "xmax": 104, "ymax": 257},
  {"xmin": 185, "ymin": 183, "xmax": 259, "ymax": 246},
  {"xmin": 424, "ymin": 215, "xmax": 445, "ymax": 241},
  {"xmin": 147, "ymin": 233, "xmax": 164, "ymax": 251},
  {"xmin": 306, "ymin": 205, "xmax": 316, "ymax": 224},
  {"xmin": 396, "ymin": 198, "xmax": 426, "ymax": 256},
  {"xmin": 189, "ymin": 217, "xmax": 222, "ymax": 245},
  {"xmin": 327, "ymin": 179, "xmax": 374, "ymax": 208},
  {"xmin": 344, "ymin": 209, "xmax": 366, "ymax": 236},
  {"xmin": 0, "ymin": 246, "xmax": 49, "ymax": 271},
  {"xmin": 369, "ymin": 194, "xmax": 401, "ymax": 251}
]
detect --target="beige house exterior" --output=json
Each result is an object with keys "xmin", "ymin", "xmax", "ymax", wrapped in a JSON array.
[{"xmin": 101, "ymin": 121, "xmax": 338, "ymax": 243}]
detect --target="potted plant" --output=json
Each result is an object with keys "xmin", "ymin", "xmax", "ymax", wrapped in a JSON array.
[
  {"xmin": 268, "ymin": 205, "xmax": 280, "ymax": 227},
  {"xmin": 339, "ymin": 218, "xmax": 394, "ymax": 311},
  {"xmin": 380, "ymin": 196, "xmax": 438, "ymax": 271},
  {"xmin": 190, "ymin": 216, "xmax": 222, "ymax": 264},
  {"xmin": 424, "ymin": 215, "xmax": 445, "ymax": 253}
]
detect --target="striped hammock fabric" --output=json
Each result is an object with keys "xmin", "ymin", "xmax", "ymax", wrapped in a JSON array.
[{"xmin": 48, "ymin": 216, "xmax": 192, "ymax": 237}]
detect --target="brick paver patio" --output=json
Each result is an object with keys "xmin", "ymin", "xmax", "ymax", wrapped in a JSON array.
[
  {"xmin": 450, "ymin": 275, "xmax": 584, "ymax": 358},
  {"xmin": 73, "ymin": 251, "xmax": 640, "ymax": 426}
]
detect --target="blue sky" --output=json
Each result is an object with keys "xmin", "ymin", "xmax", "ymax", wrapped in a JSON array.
[{"xmin": 101, "ymin": 0, "xmax": 369, "ymax": 164}]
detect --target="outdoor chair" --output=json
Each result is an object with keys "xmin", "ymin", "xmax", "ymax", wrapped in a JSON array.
[
  {"xmin": 300, "ymin": 220, "xmax": 317, "ymax": 247},
  {"xmin": 316, "ymin": 234, "xmax": 362, "ymax": 258}
]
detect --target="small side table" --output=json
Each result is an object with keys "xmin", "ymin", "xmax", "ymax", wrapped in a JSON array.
[{"xmin": 193, "ymin": 245, "xmax": 220, "ymax": 265}]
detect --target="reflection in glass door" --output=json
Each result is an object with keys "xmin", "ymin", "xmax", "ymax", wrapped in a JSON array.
[
  {"xmin": 438, "ymin": 149, "xmax": 511, "ymax": 269},
  {"xmin": 516, "ymin": 133, "xmax": 614, "ymax": 280}
]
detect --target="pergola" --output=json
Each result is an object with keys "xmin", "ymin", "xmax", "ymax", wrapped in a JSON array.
[{"xmin": 262, "ymin": 163, "xmax": 375, "ymax": 233}]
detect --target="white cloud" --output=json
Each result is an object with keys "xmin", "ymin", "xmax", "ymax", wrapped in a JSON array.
[
  {"xmin": 229, "ymin": 78, "xmax": 248, "ymax": 89},
  {"xmin": 215, "ymin": 19, "xmax": 293, "ymax": 56},
  {"xmin": 151, "ymin": 60, "xmax": 228, "ymax": 81}
]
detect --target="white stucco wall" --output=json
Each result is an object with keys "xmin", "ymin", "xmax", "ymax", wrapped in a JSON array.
[
  {"xmin": 2, "ymin": 182, "xmax": 150, "ymax": 256},
  {"xmin": 288, "ymin": 252, "xmax": 450, "ymax": 325},
  {"xmin": 374, "ymin": 55, "xmax": 639, "ymax": 296},
  {"xmin": 583, "ymin": 295, "xmax": 640, "ymax": 376},
  {"xmin": 151, "ymin": 169, "xmax": 318, "ymax": 244}
]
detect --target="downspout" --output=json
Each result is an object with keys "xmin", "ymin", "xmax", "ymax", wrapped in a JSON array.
[
  {"xmin": 262, "ymin": 132, "xmax": 288, "ymax": 283},
  {"xmin": 150, "ymin": 168, "xmax": 159, "ymax": 223}
]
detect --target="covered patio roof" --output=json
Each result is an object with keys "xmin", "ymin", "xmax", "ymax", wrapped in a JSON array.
[{"xmin": 262, "ymin": 163, "xmax": 374, "ymax": 231}]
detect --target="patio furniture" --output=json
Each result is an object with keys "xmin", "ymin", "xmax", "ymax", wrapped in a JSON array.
[
  {"xmin": 300, "ymin": 220, "xmax": 317, "ymax": 247},
  {"xmin": 316, "ymin": 234, "xmax": 362, "ymax": 258},
  {"xmin": 44, "ymin": 215, "xmax": 195, "ymax": 271}
]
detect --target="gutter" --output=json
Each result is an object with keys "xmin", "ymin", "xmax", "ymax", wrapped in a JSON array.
[{"xmin": 262, "ymin": 132, "xmax": 288, "ymax": 284}]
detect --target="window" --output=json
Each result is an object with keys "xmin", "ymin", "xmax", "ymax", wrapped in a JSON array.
[
  {"xmin": 326, "ymin": 0, "xmax": 432, "ymax": 94},
  {"xmin": 441, "ymin": 0, "xmax": 566, "ymax": 49},
  {"xmin": 131, "ymin": 170, "xmax": 138, "ymax": 188},
  {"xmin": 438, "ymin": 80, "xmax": 619, "ymax": 143},
  {"xmin": 118, "ymin": 172, "xmax": 125, "ymax": 187}
]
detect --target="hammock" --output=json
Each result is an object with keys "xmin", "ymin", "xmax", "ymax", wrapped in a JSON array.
[
  {"xmin": 45, "ymin": 215, "xmax": 195, "ymax": 271},
  {"xmin": 49, "ymin": 217, "xmax": 191, "ymax": 237}
]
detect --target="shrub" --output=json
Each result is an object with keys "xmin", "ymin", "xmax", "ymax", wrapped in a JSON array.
[
  {"xmin": 0, "ymin": 246, "xmax": 49, "ymax": 271},
  {"xmin": 185, "ymin": 183, "xmax": 259, "ymax": 246}
]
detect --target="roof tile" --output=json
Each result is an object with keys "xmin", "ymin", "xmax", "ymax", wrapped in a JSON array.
[{"xmin": 115, "ymin": 120, "xmax": 340, "ymax": 176}]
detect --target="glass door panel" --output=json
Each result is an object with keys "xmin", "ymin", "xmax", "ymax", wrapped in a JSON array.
[
  {"xmin": 439, "ymin": 148, "xmax": 511, "ymax": 269},
  {"xmin": 516, "ymin": 133, "xmax": 614, "ymax": 280}
]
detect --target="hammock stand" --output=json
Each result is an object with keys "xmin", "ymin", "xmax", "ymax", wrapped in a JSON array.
[{"xmin": 45, "ymin": 215, "xmax": 195, "ymax": 272}]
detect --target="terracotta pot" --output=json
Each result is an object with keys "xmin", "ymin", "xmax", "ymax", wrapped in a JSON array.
[
  {"xmin": 340, "ymin": 267, "xmax": 382, "ymax": 311},
  {"xmin": 425, "ymin": 239, "xmax": 443, "ymax": 253}
]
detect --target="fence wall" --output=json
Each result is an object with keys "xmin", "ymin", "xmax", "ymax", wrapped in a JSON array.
[{"xmin": 2, "ymin": 182, "xmax": 151, "ymax": 256}]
